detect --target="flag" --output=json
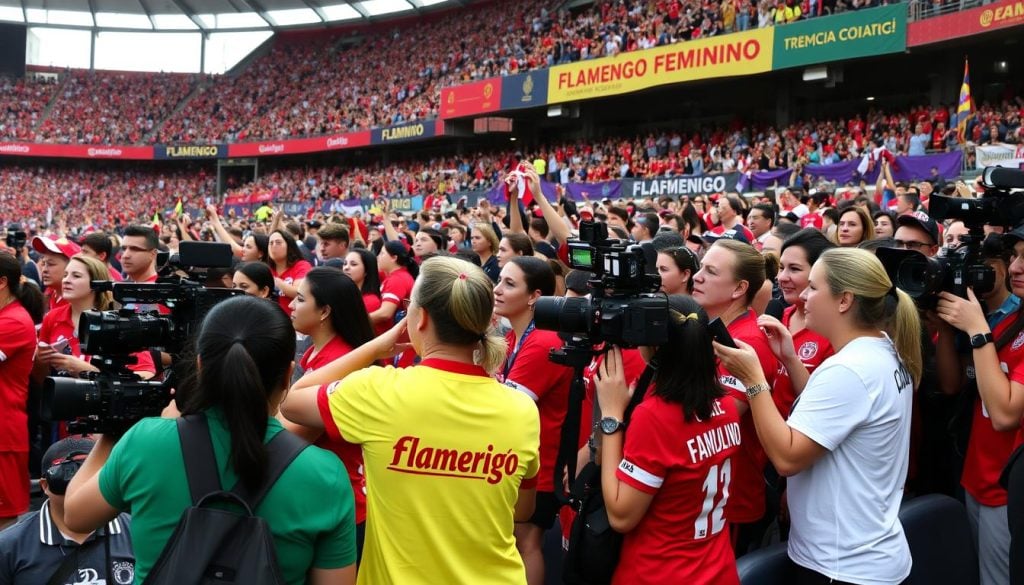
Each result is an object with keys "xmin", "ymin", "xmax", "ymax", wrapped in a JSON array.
[
  {"xmin": 503, "ymin": 163, "xmax": 535, "ymax": 206},
  {"xmin": 956, "ymin": 59, "xmax": 974, "ymax": 143},
  {"xmin": 152, "ymin": 211, "xmax": 162, "ymax": 226},
  {"xmin": 173, "ymin": 198, "xmax": 183, "ymax": 217}
]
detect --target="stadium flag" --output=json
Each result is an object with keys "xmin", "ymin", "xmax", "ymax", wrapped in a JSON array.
[
  {"xmin": 152, "ymin": 211, "xmax": 162, "ymax": 226},
  {"xmin": 956, "ymin": 59, "xmax": 974, "ymax": 143},
  {"xmin": 504, "ymin": 162, "xmax": 535, "ymax": 206},
  {"xmin": 174, "ymin": 198, "xmax": 183, "ymax": 217}
]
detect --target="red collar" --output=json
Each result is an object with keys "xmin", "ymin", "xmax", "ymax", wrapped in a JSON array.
[{"xmin": 419, "ymin": 358, "xmax": 488, "ymax": 378}]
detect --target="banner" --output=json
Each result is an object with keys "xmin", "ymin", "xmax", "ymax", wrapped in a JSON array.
[
  {"xmin": 371, "ymin": 120, "xmax": 440, "ymax": 145},
  {"xmin": 547, "ymin": 28, "xmax": 773, "ymax": 104},
  {"xmin": 772, "ymin": 5, "xmax": 905, "ymax": 70},
  {"xmin": 976, "ymin": 143, "xmax": 1024, "ymax": 169},
  {"xmin": 226, "ymin": 131, "xmax": 372, "ymax": 157},
  {"xmin": 623, "ymin": 174, "xmax": 741, "ymax": 198},
  {"xmin": 0, "ymin": 142, "xmax": 155, "ymax": 159},
  {"xmin": 155, "ymin": 144, "xmax": 227, "ymax": 160},
  {"xmin": 500, "ymin": 71, "xmax": 549, "ymax": 111},
  {"xmin": 440, "ymin": 79, "xmax": 502, "ymax": 119},
  {"xmin": 908, "ymin": 0, "xmax": 1024, "ymax": 46},
  {"xmin": 799, "ymin": 151, "xmax": 963, "ymax": 184}
]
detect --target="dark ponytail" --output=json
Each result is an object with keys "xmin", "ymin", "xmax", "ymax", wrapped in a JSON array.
[
  {"xmin": 384, "ymin": 240, "xmax": 419, "ymax": 279},
  {"xmin": 651, "ymin": 295, "xmax": 724, "ymax": 422},
  {"xmin": 182, "ymin": 296, "xmax": 295, "ymax": 491},
  {"xmin": 0, "ymin": 253, "xmax": 44, "ymax": 324}
]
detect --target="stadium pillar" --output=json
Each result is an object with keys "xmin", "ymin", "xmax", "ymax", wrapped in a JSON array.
[
  {"xmin": 200, "ymin": 34, "xmax": 207, "ymax": 74},
  {"xmin": 90, "ymin": 30, "xmax": 96, "ymax": 70}
]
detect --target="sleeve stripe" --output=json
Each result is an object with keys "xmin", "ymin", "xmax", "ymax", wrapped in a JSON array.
[
  {"xmin": 504, "ymin": 380, "xmax": 540, "ymax": 401},
  {"xmin": 381, "ymin": 293, "xmax": 401, "ymax": 304},
  {"xmin": 617, "ymin": 458, "xmax": 664, "ymax": 489},
  {"xmin": 0, "ymin": 349, "xmax": 7, "ymax": 362},
  {"xmin": 317, "ymin": 384, "xmax": 344, "ymax": 443}
]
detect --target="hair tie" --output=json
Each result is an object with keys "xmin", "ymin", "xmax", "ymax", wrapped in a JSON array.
[
  {"xmin": 479, "ymin": 333, "xmax": 487, "ymax": 342},
  {"xmin": 458, "ymin": 272, "xmax": 468, "ymax": 280},
  {"xmin": 888, "ymin": 285, "xmax": 898, "ymax": 299},
  {"xmin": 232, "ymin": 337, "xmax": 246, "ymax": 345},
  {"xmin": 684, "ymin": 312, "xmax": 699, "ymax": 322}
]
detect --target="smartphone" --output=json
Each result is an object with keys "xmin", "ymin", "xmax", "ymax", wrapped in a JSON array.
[
  {"xmin": 707, "ymin": 317, "xmax": 737, "ymax": 349},
  {"xmin": 51, "ymin": 339, "xmax": 70, "ymax": 353}
]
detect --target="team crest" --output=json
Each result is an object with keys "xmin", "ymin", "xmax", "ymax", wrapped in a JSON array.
[{"xmin": 798, "ymin": 341, "xmax": 819, "ymax": 361}]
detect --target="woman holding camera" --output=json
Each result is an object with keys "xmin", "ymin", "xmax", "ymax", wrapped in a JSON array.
[
  {"xmin": 936, "ymin": 228, "xmax": 1024, "ymax": 585},
  {"xmin": 493, "ymin": 256, "xmax": 572, "ymax": 585},
  {"xmin": 0, "ymin": 252, "xmax": 44, "ymax": 531},
  {"xmin": 691, "ymin": 238, "xmax": 779, "ymax": 552},
  {"xmin": 281, "ymin": 256, "xmax": 540, "ymax": 585},
  {"xmin": 35, "ymin": 255, "xmax": 156, "ymax": 381},
  {"xmin": 716, "ymin": 248, "xmax": 921, "ymax": 585},
  {"xmin": 595, "ymin": 295, "xmax": 741, "ymax": 584},
  {"xmin": 64, "ymin": 296, "xmax": 358, "ymax": 585}
]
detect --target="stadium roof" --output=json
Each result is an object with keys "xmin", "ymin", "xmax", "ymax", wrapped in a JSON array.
[{"xmin": 0, "ymin": 0, "xmax": 471, "ymax": 31}]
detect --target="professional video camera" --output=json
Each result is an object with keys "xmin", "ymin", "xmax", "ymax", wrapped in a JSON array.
[
  {"xmin": 533, "ymin": 221, "xmax": 669, "ymax": 368},
  {"xmin": 42, "ymin": 241, "xmax": 244, "ymax": 434},
  {"xmin": 5, "ymin": 225, "xmax": 26, "ymax": 249},
  {"xmin": 879, "ymin": 167, "xmax": 1024, "ymax": 306}
]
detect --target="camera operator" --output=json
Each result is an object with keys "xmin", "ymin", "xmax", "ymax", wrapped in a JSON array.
[
  {"xmin": 63, "ymin": 296, "xmax": 358, "ymax": 585},
  {"xmin": 893, "ymin": 212, "xmax": 940, "ymax": 258},
  {"xmin": 32, "ymin": 236, "xmax": 80, "ymax": 312},
  {"xmin": 493, "ymin": 257, "xmax": 572, "ymax": 585},
  {"xmin": 593, "ymin": 296, "xmax": 741, "ymax": 584},
  {"xmin": 4, "ymin": 225, "xmax": 39, "ymax": 287},
  {"xmin": 119, "ymin": 226, "xmax": 159, "ymax": 285},
  {"xmin": 0, "ymin": 437, "xmax": 134, "ymax": 585},
  {"xmin": 935, "ymin": 228, "xmax": 1024, "ymax": 585},
  {"xmin": 33, "ymin": 255, "xmax": 156, "ymax": 383},
  {"xmin": 691, "ymin": 238, "xmax": 779, "ymax": 554},
  {"xmin": 715, "ymin": 248, "xmax": 921, "ymax": 585},
  {"xmin": 0, "ymin": 252, "xmax": 44, "ymax": 532},
  {"xmin": 282, "ymin": 256, "xmax": 540, "ymax": 585}
]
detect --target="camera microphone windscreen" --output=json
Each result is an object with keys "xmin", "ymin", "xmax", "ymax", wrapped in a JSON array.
[{"xmin": 982, "ymin": 167, "xmax": 1024, "ymax": 190}]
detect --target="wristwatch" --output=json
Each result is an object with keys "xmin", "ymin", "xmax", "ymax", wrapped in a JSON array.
[
  {"xmin": 597, "ymin": 417, "xmax": 627, "ymax": 435},
  {"xmin": 970, "ymin": 332, "xmax": 994, "ymax": 349},
  {"xmin": 746, "ymin": 382, "xmax": 771, "ymax": 399}
]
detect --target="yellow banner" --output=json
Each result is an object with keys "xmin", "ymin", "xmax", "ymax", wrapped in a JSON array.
[{"xmin": 547, "ymin": 28, "xmax": 774, "ymax": 104}]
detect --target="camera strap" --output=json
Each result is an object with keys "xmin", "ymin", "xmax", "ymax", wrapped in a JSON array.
[{"xmin": 502, "ymin": 321, "xmax": 535, "ymax": 381}]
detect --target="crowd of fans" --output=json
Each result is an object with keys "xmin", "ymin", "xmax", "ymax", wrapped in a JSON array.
[
  {"xmin": 0, "ymin": 75, "xmax": 59, "ymax": 142},
  {"xmin": 5, "ymin": 0, "xmax": 898, "ymax": 146}
]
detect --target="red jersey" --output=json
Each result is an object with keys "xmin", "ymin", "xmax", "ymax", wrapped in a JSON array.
[
  {"xmin": 45, "ymin": 289, "xmax": 67, "ymax": 312},
  {"xmin": 381, "ymin": 268, "xmax": 416, "ymax": 368},
  {"xmin": 303, "ymin": 335, "xmax": 368, "ymax": 524},
  {"xmin": 710, "ymin": 224, "xmax": 755, "ymax": 243},
  {"xmin": 614, "ymin": 395, "xmax": 741, "ymax": 584},
  {"xmin": 772, "ymin": 305, "xmax": 834, "ymax": 417},
  {"xmin": 362, "ymin": 292, "xmax": 387, "ymax": 336},
  {"xmin": 39, "ymin": 304, "xmax": 156, "ymax": 376},
  {"xmin": 499, "ymin": 326, "xmax": 572, "ymax": 493},
  {"xmin": 962, "ymin": 314, "xmax": 1024, "ymax": 506},
  {"xmin": 107, "ymin": 266, "xmax": 123, "ymax": 282},
  {"xmin": 717, "ymin": 310, "xmax": 778, "ymax": 524},
  {"xmin": 273, "ymin": 260, "xmax": 312, "ymax": 315},
  {"xmin": 0, "ymin": 301, "xmax": 35, "ymax": 451}
]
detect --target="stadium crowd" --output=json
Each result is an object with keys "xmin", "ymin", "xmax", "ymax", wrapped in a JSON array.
[
  {"xmin": 2, "ymin": 157, "xmax": 1024, "ymax": 584},
  {"xmin": 4, "ymin": 0, "xmax": 897, "ymax": 145}
]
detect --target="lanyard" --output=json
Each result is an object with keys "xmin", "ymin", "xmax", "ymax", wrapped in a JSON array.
[{"xmin": 503, "ymin": 321, "xmax": 535, "ymax": 380}]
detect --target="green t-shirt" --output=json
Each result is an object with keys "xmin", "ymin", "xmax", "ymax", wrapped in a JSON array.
[
  {"xmin": 99, "ymin": 410, "xmax": 356, "ymax": 584},
  {"xmin": 255, "ymin": 205, "xmax": 273, "ymax": 222}
]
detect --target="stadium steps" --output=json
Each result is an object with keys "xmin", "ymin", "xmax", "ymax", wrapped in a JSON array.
[
  {"xmin": 31, "ymin": 72, "xmax": 71, "ymax": 133},
  {"xmin": 144, "ymin": 79, "xmax": 206, "ymax": 143}
]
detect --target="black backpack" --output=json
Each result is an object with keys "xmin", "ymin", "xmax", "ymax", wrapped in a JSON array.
[{"xmin": 144, "ymin": 413, "xmax": 308, "ymax": 585}]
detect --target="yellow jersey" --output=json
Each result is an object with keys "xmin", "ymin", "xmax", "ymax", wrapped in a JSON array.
[{"xmin": 319, "ymin": 358, "xmax": 540, "ymax": 585}]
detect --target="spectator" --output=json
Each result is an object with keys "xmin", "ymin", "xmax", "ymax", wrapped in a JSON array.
[
  {"xmin": 64, "ymin": 296, "xmax": 359, "ymax": 585},
  {"xmin": 232, "ymin": 261, "xmax": 277, "ymax": 300},
  {"xmin": 282, "ymin": 256, "xmax": 540, "ymax": 585},
  {"xmin": 833, "ymin": 207, "xmax": 875, "ymax": 248},
  {"xmin": 32, "ymin": 235, "xmax": 81, "ymax": 311}
]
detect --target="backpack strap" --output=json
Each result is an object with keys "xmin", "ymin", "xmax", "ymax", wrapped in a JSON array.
[
  {"xmin": 177, "ymin": 414, "xmax": 223, "ymax": 505},
  {"xmin": 231, "ymin": 429, "xmax": 308, "ymax": 511}
]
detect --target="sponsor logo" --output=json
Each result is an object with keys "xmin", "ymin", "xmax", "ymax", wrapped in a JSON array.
[
  {"xmin": 165, "ymin": 145, "xmax": 220, "ymax": 158},
  {"xmin": 483, "ymin": 82, "xmax": 494, "ymax": 99},
  {"xmin": 981, "ymin": 0, "xmax": 1024, "ymax": 26},
  {"xmin": 113, "ymin": 560, "xmax": 136, "ymax": 585},
  {"xmin": 631, "ymin": 175, "xmax": 729, "ymax": 197},
  {"xmin": 798, "ymin": 341, "xmax": 819, "ymax": 361},
  {"xmin": 258, "ymin": 143, "xmax": 285, "ymax": 154},
  {"xmin": 446, "ymin": 91, "xmax": 455, "ymax": 104},
  {"xmin": 326, "ymin": 136, "xmax": 349, "ymax": 148},
  {"xmin": 388, "ymin": 435, "xmax": 520, "ymax": 484},
  {"xmin": 782, "ymin": 19, "xmax": 899, "ymax": 49},
  {"xmin": 1013, "ymin": 330, "xmax": 1024, "ymax": 350},
  {"xmin": 0, "ymin": 144, "xmax": 31, "ymax": 154},
  {"xmin": 381, "ymin": 124, "xmax": 426, "ymax": 141},
  {"xmin": 521, "ymin": 74, "xmax": 535, "ymax": 102},
  {"xmin": 87, "ymin": 147, "xmax": 123, "ymax": 157}
]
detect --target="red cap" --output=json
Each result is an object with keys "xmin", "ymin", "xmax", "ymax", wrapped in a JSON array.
[{"xmin": 32, "ymin": 236, "xmax": 81, "ymax": 259}]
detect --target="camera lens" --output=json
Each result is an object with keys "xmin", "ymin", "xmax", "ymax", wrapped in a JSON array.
[
  {"xmin": 892, "ymin": 254, "xmax": 944, "ymax": 299},
  {"xmin": 42, "ymin": 377, "xmax": 102, "ymax": 422},
  {"xmin": 79, "ymin": 310, "xmax": 171, "ymax": 355},
  {"xmin": 534, "ymin": 296, "xmax": 591, "ymax": 336}
]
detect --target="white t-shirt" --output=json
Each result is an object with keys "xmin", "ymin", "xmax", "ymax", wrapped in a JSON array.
[{"xmin": 786, "ymin": 335, "xmax": 913, "ymax": 585}]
